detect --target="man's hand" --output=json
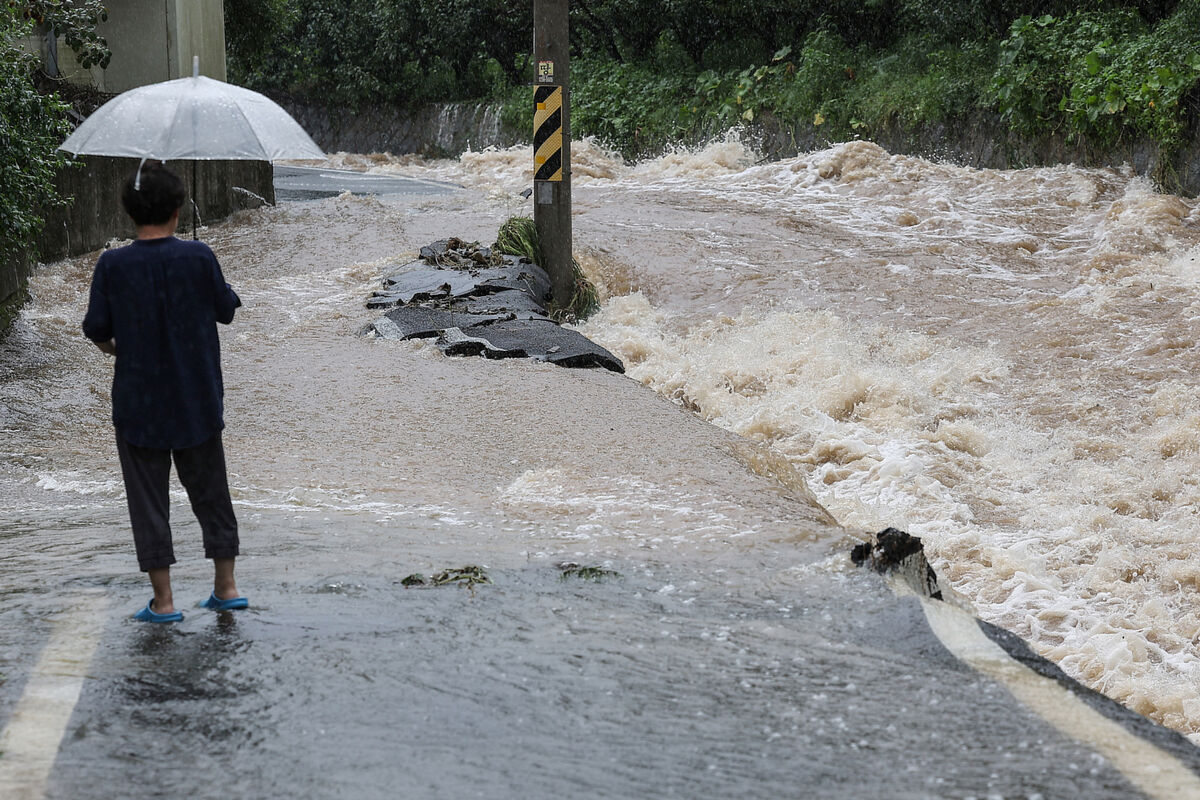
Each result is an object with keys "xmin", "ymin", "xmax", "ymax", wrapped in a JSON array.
[{"xmin": 94, "ymin": 339, "xmax": 116, "ymax": 356}]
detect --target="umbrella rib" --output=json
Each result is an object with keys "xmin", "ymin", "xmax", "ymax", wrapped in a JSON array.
[
  {"xmin": 230, "ymin": 101, "xmax": 266, "ymax": 161},
  {"xmin": 163, "ymin": 86, "xmax": 197, "ymax": 160}
]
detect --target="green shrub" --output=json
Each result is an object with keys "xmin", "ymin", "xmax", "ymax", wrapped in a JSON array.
[
  {"xmin": 571, "ymin": 58, "xmax": 696, "ymax": 156},
  {"xmin": 222, "ymin": 1, "xmax": 1200, "ymax": 166},
  {"xmin": 844, "ymin": 35, "xmax": 995, "ymax": 131},
  {"xmin": 991, "ymin": 7, "xmax": 1200, "ymax": 149},
  {"xmin": 0, "ymin": 11, "xmax": 74, "ymax": 263}
]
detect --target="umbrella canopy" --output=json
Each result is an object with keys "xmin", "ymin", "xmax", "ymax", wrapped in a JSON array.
[{"xmin": 60, "ymin": 74, "xmax": 324, "ymax": 161}]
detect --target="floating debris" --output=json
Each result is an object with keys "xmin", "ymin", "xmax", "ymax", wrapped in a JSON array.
[
  {"xmin": 420, "ymin": 237, "xmax": 504, "ymax": 267},
  {"xmin": 557, "ymin": 562, "xmax": 623, "ymax": 582},
  {"xmin": 400, "ymin": 565, "xmax": 493, "ymax": 592},
  {"xmin": 431, "ymin": 565, "xmax": 492, "ymax": 587}
]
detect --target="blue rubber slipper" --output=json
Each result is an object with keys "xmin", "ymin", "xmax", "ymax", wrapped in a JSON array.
[
  {"xmin": 133, "ymin": 599, "xmax": 183, "ymax": 623},
  {"xmin": 201, "ymin": 592, "xmax": 249, "ymax": 611}
]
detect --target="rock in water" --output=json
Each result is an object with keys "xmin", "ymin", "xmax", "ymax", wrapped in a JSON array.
[{"xmin": 851, "ymin": 527, "xmax": 941, "ymax": 599}]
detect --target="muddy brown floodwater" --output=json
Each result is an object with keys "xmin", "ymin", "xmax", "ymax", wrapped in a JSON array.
[
  {"xmin": 3, "ymin": 137, "xmax": 1200, "ymax": 798},
  {"xmin": 344, "ymin": 138, "xmax": 1200, "ymax": 742}
]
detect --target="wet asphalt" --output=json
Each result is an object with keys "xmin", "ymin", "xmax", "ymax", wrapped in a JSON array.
[
  {"xmin": 2, "ymin": 510, "xmax": 1173, "ymax": 800},
  {"xmin": 6, "ymin": 483, "xmax": 1199, "ymax": 800}
]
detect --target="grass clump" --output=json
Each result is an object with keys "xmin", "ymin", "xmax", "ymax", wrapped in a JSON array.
[
  {"xmin": 495, "ymin": 215, "xmax": 541, "ymax": 265},
  {"xmin": 401, "ymin": 565, "xmax": 493, "ymax": 590},
  {"xmin": 494, "ymin": 216, "xmax": 600, "ymax": 321},
  {"xmin": 431, "ymin": 566, "xmax": 492, "ymax": 587},
  {"xmin": 557, "ymin": 563, "xmax": 622, "ymax": 582}
]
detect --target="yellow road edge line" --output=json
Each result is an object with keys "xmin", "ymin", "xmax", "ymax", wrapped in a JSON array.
[
  {"xmin": 0, "ymin": 594, "xmax": 109, "ymax": 800},
  {"xmin": 908, "ymin": 586, "xmax": 1200, "ymax": 799}
]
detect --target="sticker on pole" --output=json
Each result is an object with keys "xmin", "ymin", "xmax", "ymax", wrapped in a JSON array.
[
  {"xmin": 533, "ymin": 85, "xmax": 563, "ymax": 182},
  {"xmin": 537, "ymin": 60, "xmax": 555, "ymax": 84}
]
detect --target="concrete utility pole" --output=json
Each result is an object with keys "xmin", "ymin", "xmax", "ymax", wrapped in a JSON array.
[{"xmin": 533, "ymin": 0, "xmax": 572, "ymax": 309}]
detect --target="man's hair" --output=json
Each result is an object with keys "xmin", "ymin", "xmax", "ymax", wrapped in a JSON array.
[{"xmin": 121, "ymin": 161, "xmax": 186, "ymax": 226}]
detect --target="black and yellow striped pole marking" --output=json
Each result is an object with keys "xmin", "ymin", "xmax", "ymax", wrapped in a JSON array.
[
  {"xmin": 533, "ymin": 0, "xmax": 571, "ymax": 309},
  {"xmin": 534, "ymin": 85, "xmax": 563, "ymax": 182}
]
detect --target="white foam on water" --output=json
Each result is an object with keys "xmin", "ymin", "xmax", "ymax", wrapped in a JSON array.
[
  {"xmin": 324, "ymin": 136, "xmax": 630, "ymax": 197},
  {"xmin": 583, "ymin": 289, "xmax": 1200, "ymax": 744},
  {"xmin": 34, "ymin": 472, "xmax": 122, "ymax": 497},
  {"xmin": 578, "ymin": 292, "xmax": 997, "ymax": 535},
  {"xmin": 572, "ymin": 140, "xmax": 1200, "ymax": 743}
]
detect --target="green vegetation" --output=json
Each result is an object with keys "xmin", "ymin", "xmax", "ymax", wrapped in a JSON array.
[
  {"xmin": 495, "ymin": 215, "xmax": 543, "ymax": 265},
  {"xmin": 227, "ymin": 1, "xmax": 1200, "ymax": 165},
  {"xmin": 562, "ymin": 1, "xmax": 1200, "ymax": 158},
  {"xmin": 558, "ymin": 563, "xmax": 622, "ymax": 582},
  {"xmin": 401, "ymin": 566, "xmax": 494, "ymax": 592},
  {"xmin": 224, "ymin": 0, "xmax": 530, "ymax": 108},
  {"xmin": 992, "ymin": 7, "xmax": 1200, "ymax": 148},
  {"xmin": 494, "ymin": 216, "xmax": 599, "ymax": 321},
  {"xmin": 0, "ymin": 1, "xmax": 108, "ymax": 266}
]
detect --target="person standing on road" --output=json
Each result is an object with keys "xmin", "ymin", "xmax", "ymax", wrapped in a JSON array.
[{"xmin": 82, "ymin": 160, "xmax": 249, "ymax": 623}]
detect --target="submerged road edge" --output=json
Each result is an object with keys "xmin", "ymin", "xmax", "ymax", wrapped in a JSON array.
[
  {"xmin": 849, "ymin": 523, "xmax": 1200, "ymax": 800},
  {"xmin": 911, "ymin": 589, "xmax": 1200, "ymax": 798},
  {"xmin": 858, "ymin": 526, "xmax": 1200, "ymax": 794}
]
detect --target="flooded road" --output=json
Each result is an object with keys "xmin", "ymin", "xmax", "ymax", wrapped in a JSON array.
[
  {"xmin": 3, "ymin": 138, "xmax": 1200, "ymax": 796},
  {"xmin": 342, "ymin": 139, "xmax": 1200, "ymax": 741},
  {"xmin": 7, "ymin": 514, "xmax": 1174, "ymax": 799}
]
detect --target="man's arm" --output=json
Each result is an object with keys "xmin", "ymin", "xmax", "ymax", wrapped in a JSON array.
[
  {"xmin": 82, "ymin": 258, "xmax": 115, "ymax": 350},
  {"xmin": 210, "ymin": 253, "xmax": 241, "ymax": 324}
]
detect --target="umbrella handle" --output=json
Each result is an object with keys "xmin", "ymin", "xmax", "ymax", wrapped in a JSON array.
[
  {"xmin": 192, "ymin": 161, "xmax": 198, "ymax": 240},
  {"xmin": 190, "ymin": 57, "xmax": 200, "ymax": 240}
]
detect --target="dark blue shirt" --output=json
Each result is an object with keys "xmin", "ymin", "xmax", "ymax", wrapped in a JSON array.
[{"xmin": 82, "ymin": 236, "xmax": 241, "ymax": 450}]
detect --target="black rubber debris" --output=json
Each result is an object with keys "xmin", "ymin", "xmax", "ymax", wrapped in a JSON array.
[
  {"xmin": 431, "ymin": 320, "xmax": 624, "ymax": 371},
  {"xmin": 449, "ymin": 290, "xmax": 552, "ymax": 318},
  {"xmin": 364, "ymin": 238, "xmax": 623, "ymax": 373},
  {"xmin": 370, "ymin": 307, "xmax": 505, "ymax": 340}
]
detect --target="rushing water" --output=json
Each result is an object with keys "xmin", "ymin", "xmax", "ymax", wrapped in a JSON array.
[
  {"xmin": 326, "ymin": 138, "xmax": 1200, "ymax": 744},
  {"xmin": 4, "ymin": 133, "xmax": 1200, "ymax": 784}
]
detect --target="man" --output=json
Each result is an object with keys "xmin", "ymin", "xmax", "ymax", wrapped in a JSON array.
[{"xmin": 82, "ymin": 160, "xmax": 248, "ymax": 623}]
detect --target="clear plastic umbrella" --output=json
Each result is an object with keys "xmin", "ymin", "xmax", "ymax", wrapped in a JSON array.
[
  {"xmin": 59, "ymin": 58, "xmax": 323, "ymax": 236},
  {"xmin": 60, "ymin": 61, "xmax": 324, "ymax": 161}
]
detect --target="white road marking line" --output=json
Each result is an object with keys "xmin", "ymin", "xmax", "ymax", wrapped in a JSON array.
[
  {"xmin": 912, "ymin": 587, "xmax": 1200, "ymax": 799},
  {"xmin": 0, "ymin": 594, "xmax": 109, "ymax": 800}
]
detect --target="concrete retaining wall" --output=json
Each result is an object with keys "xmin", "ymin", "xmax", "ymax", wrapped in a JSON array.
[
  {"xmin": 0, "ymin": 157, "xmax": 273, "ymax": 332},
  {"xmin": 52, "ymin": 0, "xmax": 227, "ymax": 93},
  {"xmin": 35, "ymin": 156, "xmax": 275, "ymax": 262},
  {"xmin": 0, "ymin": 251, "xmax": 31, "ymax": 333},
  {"xmin": 282, "ymin": 97, "xmax": 1200, "ymax": 196},
  {"xmin": 750, "ymin": 111, "xmax": 1200, "ymax": 197},
  {"xmin": 280, "ymin": 99, "xmax": 520, "ymax": 157}
]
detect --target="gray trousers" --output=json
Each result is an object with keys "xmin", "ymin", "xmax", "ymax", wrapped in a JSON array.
[{"xmin": 115, "ymin": 432, "xmax": 239, "ymax": 571}]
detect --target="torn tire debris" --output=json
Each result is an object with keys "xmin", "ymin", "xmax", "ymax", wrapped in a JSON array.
[{"xmin": 365, "ymin": 238, "xmax": 623, "ymax": 373}]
